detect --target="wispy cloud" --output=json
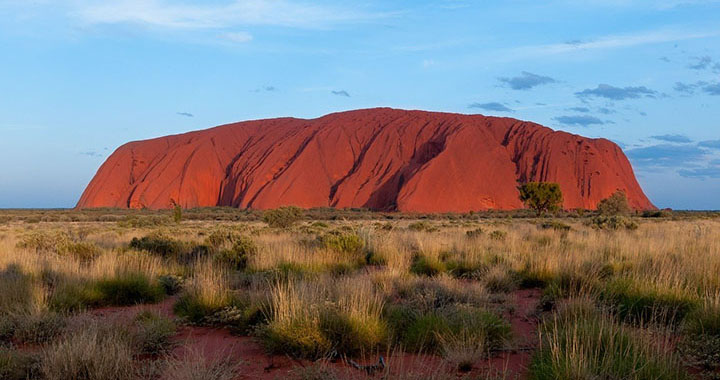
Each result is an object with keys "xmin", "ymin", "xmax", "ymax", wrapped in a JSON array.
[
  {"xmin": 504, "ymin": 28, "xmax": 720, "ymax": 59},
  {"xmin": 221, "ymin": 31, "xmax": 253, "ymax": 43},
  {"xmin": 704, "ymin": 83, "xmax": 720, "ymax": 95},
  {"xmin": 498, "ymin": 71, "xmax": 557, "ymax": 90},
  {"xmin": 688, "ymin": 55, "xmax": 713, "ymax": 70},
  {"xmin": 331, "ymin": 90, "xmax": 350, "ymax": 97},
  {"xmin": 176, "ymin": 112, "xmax": 194, "ymax": 118},
  {"xmin": 651, "ymin": 134, "xmax": 692, "ymax": 143},
  {"xmin": 627, "ymin": 143, "xmax": 707, "ymax": 168},
  {"xmin": 67, "ymin": 0, "xmax": 392, "ymax": 30},
  {"xmin": 468, "ymin": 102, "xmax": 514, "ymax": 112},
  {"xmin": 80, "ymin": 151, "xmax": 103, "ymax": 158},
  {"xmin": 576, "ymin": 84, "xmax": 657, "ymax": 100},
  {"xmin": 699, "ymin": 140, "xmax": 720, "ymax": 149},
  {"xmin": 554, "ymin": 115, "xmax": 605, "ymax": 126}
]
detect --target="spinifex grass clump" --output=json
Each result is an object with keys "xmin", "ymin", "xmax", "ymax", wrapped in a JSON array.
[
  {"xmin": 49, "ymin": 271, "xmax": 165, "ymax": 311},
  {"xmin": 259, "ymin": 276, "xmax": 387, "ymax": 358},
  {"xmin": 530, "ymin": 298, "xmax": 689, "ymax": 380}
]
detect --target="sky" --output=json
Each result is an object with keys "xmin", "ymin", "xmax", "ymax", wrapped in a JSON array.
[{"xmin": 0, "ymin": 0, "xmax": 719, "ymax": 209}]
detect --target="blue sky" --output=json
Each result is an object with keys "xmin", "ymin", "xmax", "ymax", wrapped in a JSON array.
[{"xmin": 0, "ymin": 0, "xmax": 719, "ymax": 209}]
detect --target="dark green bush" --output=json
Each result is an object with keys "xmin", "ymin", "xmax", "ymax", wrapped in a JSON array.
[
  {"xmin": 94, "ymin": 273, "xmax": 165, "ymax": 307},
  {"xmin": 601, "ymin": 278, "xmax": 698, "ymax": 325},
  {"xmin": 410, "ymin": 255, "xmax": 446, "ymax": 276},
  {"xmin": 590, "ymin": 215, "xmax": 638, "ymax": 231},
  {"xmin": 317, "ymin": 232, "xmax": 363, "ymax": 254},
  {"xmin": 465, "ymin": 228, "xmax": 483, "ymax": 238},
  {"xmin": 129, "ymin": 235, "xmax": 192, "ymax": 257},
  {"xmin": 263, "ymin": 206, "xmax": 303, "ymax": 228},
  {"xmin": 214, "ymin": 237, "xmax": 257, "ymax": 270}
]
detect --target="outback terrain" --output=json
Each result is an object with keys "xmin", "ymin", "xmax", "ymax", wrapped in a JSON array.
[{"xmin": 1, "ymin": 207, "xmax": 719, "ymax": 380}]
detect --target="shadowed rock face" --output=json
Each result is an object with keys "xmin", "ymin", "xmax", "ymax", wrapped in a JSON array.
[{"xmin": 77, "ymin": 108, "xmax": 654, "ymax": 212}]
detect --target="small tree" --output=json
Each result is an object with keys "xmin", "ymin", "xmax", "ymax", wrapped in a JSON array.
[
  {"xmin": 597, "ymin": 190, "xmax": 631, "ymax": 216},
  {"xmin": 170, "ymin": 200, "xmax": 182, "ymax": 224},
  {"xmin": 262, "ymin": 206, "xmax": 303, "ymax": 228},
  {"xmin": 517, "ymin": 182, "xmax": 563, "ymax": 216}
]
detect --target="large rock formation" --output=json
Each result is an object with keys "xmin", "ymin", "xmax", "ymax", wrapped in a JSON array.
[{"xmin": 77, "ymin": 108, "xmax": 654, "ymax": 212}]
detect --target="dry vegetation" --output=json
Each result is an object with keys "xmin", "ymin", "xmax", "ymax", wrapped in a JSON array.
[{"xmin": 0, "ymin": 208, "xmax": 718, "ymax": 379}]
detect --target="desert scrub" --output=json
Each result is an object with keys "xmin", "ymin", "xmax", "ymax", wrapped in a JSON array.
[
  {"xmin": 260, "ymin": 276, "xmax": 387, "ymax": 358},
  {"xmin": 0, "ymin": 348, "xmax": 39, "ymax": 380},
  {"xmin": 317, "ymin": 231, "xmax": 364, "ymax": 254},
  {"xmin": 129, "ymin": 234, "xmax": 195, "ymax": 259},
  {"xmin": 174, "ymin": 261, "xmax": 237, "ymax": 324},
  {"xmin": 263, "ymin": 206, "xmax": 303, "ymax": 228},
  {"xmin": 131, "ymin": 311, "xmax": 177, "ymax": 355},
  {"xmin": 161, "ymin": 349, "xmax": 237, "ymax": 380},
  {"xmin": 410, "ymin": 254, "xmax": 447, "ymax": 276},
  {"xmin": 590, "ymin": 215, "xmax": 638, "ymax": 230},
  {"xmin": 10, "ymin": 312, "xmax": 66, "ymax": 344},
  {"xmin": 601, "ymin": 277, "xmax": 699, "ymax": 325},
  {"xmin": 39, "ymin": 322, "xmax": 136, "ymax": 380},
  {"xmin": 50, "ymin": 272, "xmax": 165, "ymax": 311},
  {"xmin": 213, "ymin": 236, "xmax": 257, "ymax": 270},
  {"xmin": 530, "ymin": 300, "xmax": 689, "ymax": 380},
  {"xmin": 386, "ymin": 304, "xmax": 510, "ymax": 354}
]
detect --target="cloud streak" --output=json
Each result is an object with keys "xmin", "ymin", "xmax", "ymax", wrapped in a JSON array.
[
  {"xmin": 71, "ymin": 0, "xmax": 392, "ymax": 30},
  {"xmin": 468, "ymin": 102, "xmax": 514, "ymax": 112},
  {"xmin": 498, "ymin": 71, "xmax": 557, "ymax": 90},
  {"xmin": 554, "ymin": 115, "xmax": 605, "ymax": 126},
  {"xmin": 651, "ymin": 134, "xmax": 692, "ymax": 143},
  {"xmin": 331, "ymin": 90, "xmax": 350, "ymax": 97},
  {"xmin": 576, "ymin": 84, "xmax": 656, "ymax": 100},
  {"xmin": 176, "ymin": 112, "xmax": 194, "ymax": 117}
]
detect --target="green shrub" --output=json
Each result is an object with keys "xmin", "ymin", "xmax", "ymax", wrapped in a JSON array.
[
  {"xmin": 58, "ymin": 242, "xmax": 102, "ymax": 262},
  {"xmin": 601, "ymin": 278, "xmax": 699, "ymax": 325},
  {"xmin": 259, "ymin": 320, "xmax": 332, "ymax": 359},
  {"xmin": 410, "ymin": 255, "xmax": 446, "ymax": 276},
  {"xmin": 489, "ymin": 230, "xmax": 507, "ymax": 241},
  {"xmin": 263, "ymin": 206, "xmax": 303, "ymax": 228},
  {"xmin": 597, "ymin": 190, "xmax": 631, "ymax": 216},
  {"xmin": 590, "ymin": 215, "xmax": 638, "ymax": 230},
  {"xmin": 94, "ymin": 272, "xmax": 165, "ymax": 306},
  {"xmin": 204, "ymin": 303, "xmax": 265, "ymax": 334},
  {"xmin": 530, "ymin": 307, "xmax": 689, "ymax": 380},
  {"xmin": 408, "ymin": 221, "xmax": 437, "ymax": 232},
  {"xmin": 518, "ymin": 182, "xmax": 563, "ymax": 216},
  {"xmin": 50, "ymin": 273, "xmax": 164, "ymax": 311},
  {"xmin": 387, "ymin": 305, "xmax": 510, "ymax": 353},
  {"xmin": 319, "ymin": 308, "xmax": 388, "ymax": 356},
  {"xmin": 214, "ymin": 237, "xmax": 257, "ymax": 270},
  {"xmin": 131, "ymin": 311, "xmax": 177, "ymax": 355},
  {"xmin": 157, "ymin": 274, "xmax": 184, "ymax": 295},
  {"xmin": 465, "ymin": 228, "xmax": 483, "ymax": 238},
  {"xmin": 317, "ymin": 232, "xmax": 363, "ymax": 254},
  {"xmin": 129, "ymin": 235, "xmax": 192, "ymax": 257},
  {"xmin": 539, "ymin": 220, "xmax": 571, "ymax": 231},
  {"xmin": 0, "ymin": 349, "xmax": 39, "ymax": 380},
  {"xmin": 12, "ymin": 312, "xmax": 65, "ymax": 344},
  {"xmin": 117, "ymin": 215, "xmax": 171, "ymax": 228}
]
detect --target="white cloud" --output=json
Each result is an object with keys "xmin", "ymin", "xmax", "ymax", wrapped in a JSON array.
[
  {"xmin": 504, "ymin": 28, "xmax": 720, "ymax": 59},
  {"xmin": 69, "ymin": 0, "xmax": 389, "ymax": 30},
  {"xmin": 221, "ymin": 31, "xmax": 253, "ymax": 43}
]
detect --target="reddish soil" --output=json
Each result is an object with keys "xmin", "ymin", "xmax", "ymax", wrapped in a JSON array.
[
  {"xmin": 77, "ymin": 108, "xmax": 654, "ymax": 212},
  {"xmin": 75, "ymin": 288, "xmax": 543, "ymax": 379}
]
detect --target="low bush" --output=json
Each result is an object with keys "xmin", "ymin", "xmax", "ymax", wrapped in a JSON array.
[
  {"xmin": 39, "ymin": 323, "xmax": 136, "ymax": 380},
  {"xmin": 601, "ymin": 278, "xmax": 698, "ymax": 325},
  {"xmin": 94, "ymin": 272, "xmax": 166, "ymax": 306},
  {"xmin": 131, "ymin": 311, "xmax": 177, "ymax": 355},
  {"xmin": 408, "ymin": 221, "xmax": 438, "ymax": 232},
  {"xmin": 129, "ymin": 235, "xmax": 193, "ymax": 258},
  {"xmin": 50, "ymin": 272, "xmax": 165, "ymax": 311},
  {"xmin": 12, "ymin": 312, "xmax": 66, "ymax": 345},
  {"xmin": 530, "ymin": 304, "xmax": 689, "ymax": 380},
  {"xmin": 489, "ymin": 230, "xmax": 507, "ymax": 241},
  {"xmin": 410, "ymin": 255, "xmax": 446, "ymax": 276},
  {"xmin": 161, "ymin": 349, "xmax": 237, "ymax": 380},
  {"xmin": 590, "ymin": 215, "xmax": 638, "ymax": 231},
  {"xmin": 0, "ymin": 348, "xmax": 39, "ymax": 380},
  {"xmin": 157, "ymin": 274, "xmax": 184, "ymax": 295},
  {"xmin": 263, "ymin": 206, "xmax": 303, "ymax": 228},
  {"xmin": 465, "ymin": 228, "xmax": 483, "ymax": 238},
  {"xmin": 538, "ymin": 220, "xmax": 571, "ymax": 231},
  {"xmin": 317, "ymin": 231, "xmax": 364, "ymax": 254},
  {"xmin": 386, "ymin": 305, "xmax": 510, "ymax": 354},
  {"xmin": 213, "ymin": 237, "xmax": 257, "ymax": 270}
]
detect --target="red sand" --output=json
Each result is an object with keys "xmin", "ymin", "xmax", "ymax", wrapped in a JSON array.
[{"xmin": 77, "ymin": 108, "xmax": 654, "ymax": 212}]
